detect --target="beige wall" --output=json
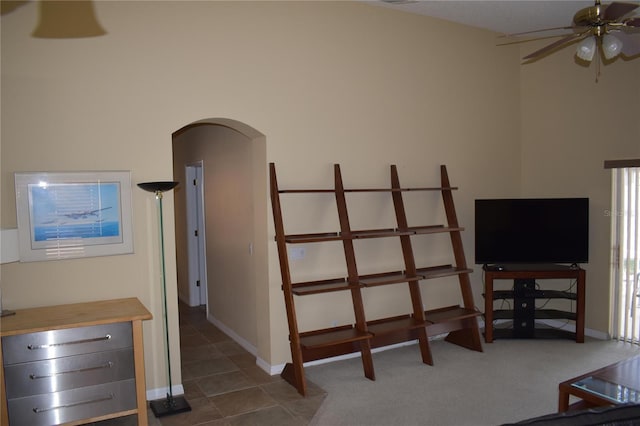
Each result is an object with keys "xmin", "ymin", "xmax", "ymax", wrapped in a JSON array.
[
  {"xmin": 520, "ymin": 43, "xmax": 640, "ymax": 334},
  {"xmin": 5, "ymin": 0, "xmax": 633, "ymax": 391}
]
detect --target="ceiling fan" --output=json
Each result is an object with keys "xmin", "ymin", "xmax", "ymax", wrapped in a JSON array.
[{"xmin": 503, "ymin": 0, "xmax": 640, "ymax": 65}]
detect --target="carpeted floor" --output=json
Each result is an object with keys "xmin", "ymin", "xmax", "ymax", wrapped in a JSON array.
[{"xmin": 306, "ymin": 337, "xmax": 639, "ymax": 426}]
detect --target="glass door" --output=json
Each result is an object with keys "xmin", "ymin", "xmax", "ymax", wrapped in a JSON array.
[{"xmin": 610, "ymin": 166, "xmax": 640, "ymax": 343}]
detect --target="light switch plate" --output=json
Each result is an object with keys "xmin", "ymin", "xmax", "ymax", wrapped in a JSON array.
[{"xmin": 289, "ymin": 247, "xmax": 306, "ymax": 260}]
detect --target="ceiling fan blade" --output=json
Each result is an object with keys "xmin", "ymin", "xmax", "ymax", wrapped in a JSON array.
[
  {"xmin": 499, "ymin": 26, "xmax": 574, "ymax": 38},
  {"xmin": 614, "ymin": 31, "xmax": 640, "ymax": 56},
  {"xmin": 603, "ymin": 2, "xmax": 639, "ymax": 21},
  {"xmin": 625, "ymin": 17, "xmax": 640, "ymax": 26},
  {"xmin": 522, "ymin": 33, "xmax": 585, "ymax": 61},
  {"xmin": 497, "ymin": 34, "xmax": 573, "ymax": 47},
  {"xmin": 620, "ymin": 26, "xmax": 640, "ymax": 33}
]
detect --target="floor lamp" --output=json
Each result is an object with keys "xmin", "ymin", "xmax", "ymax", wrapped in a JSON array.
[{"xmin": 138, "ymin": 181, "xmax": 191, "ymax": 417}]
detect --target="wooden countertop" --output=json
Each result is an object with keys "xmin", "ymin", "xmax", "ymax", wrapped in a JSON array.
[{"xmin": 0, "ymin": 298, "xmax": 152, "ymax": 337}]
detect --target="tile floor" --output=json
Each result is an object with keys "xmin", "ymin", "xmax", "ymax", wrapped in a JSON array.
[{"xmin": 96, "ymin": 303, "xmax": 326, "ymax": 425}]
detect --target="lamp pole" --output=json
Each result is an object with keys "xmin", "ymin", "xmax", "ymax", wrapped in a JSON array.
[{"xmin": 138, "ymin": 181, "xmax": 191, "ymax": 417}]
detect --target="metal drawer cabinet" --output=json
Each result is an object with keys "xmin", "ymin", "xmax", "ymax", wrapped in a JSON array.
[
  {"xmin": 0, "ymin": 298, "xmax": 152, "ymax": 426},
  {"xmin": 3, "ymin": 348, "xmax": 135, "ymax": 399},
  {"xmin": 2, "ymin": 323, "xmax": 135, "ymax": 426},
  {"xmin": 7, "ymin": 379, "xmax": 137, "ymax": 426},
  {"xmin": 2, "ymin": 322, "xmax": 133, "ymax": 365}
]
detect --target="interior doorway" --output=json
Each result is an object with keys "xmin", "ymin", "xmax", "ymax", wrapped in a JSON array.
[
  {"xmin": 172, "ymin": 118, "xmax": 268, "ymax": 358},
  {"xmin": 185, "ymin": 162, "xmax": 207, "ymax": 307}
]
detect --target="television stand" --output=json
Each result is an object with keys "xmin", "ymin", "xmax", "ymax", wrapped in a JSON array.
[{"xmin": 483, "ymin": 264, "xmax": 585, "ymax": 343}]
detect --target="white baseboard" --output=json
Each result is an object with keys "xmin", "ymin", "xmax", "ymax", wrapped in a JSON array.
[
  {"xmin": 207, "ymin": 313, "xmax": 258, "ymax": 357},
  {"xmin": 146, "ymin": 384, "xmax": 185, "ymax": 401},
  {"xmin": 206, "ymin": 314, "xmax": 277, "ymax": 377}
]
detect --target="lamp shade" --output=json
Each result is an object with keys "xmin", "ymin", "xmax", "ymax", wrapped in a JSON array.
[
  {"xmin": 576, "ymin": 36, "xmax": 596, "ymax": 61},
  {"xmin": 602, "ymin": 34, "xmax": 623, "ymax": 59},
  {"xmin": 137, "ymin": 181, "xmax": 179, "ymax": 193}
]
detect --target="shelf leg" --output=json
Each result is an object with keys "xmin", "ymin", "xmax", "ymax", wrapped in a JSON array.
[
  {"xmin": 360, "ymin": 340, "xmax": 376, "ymax": 381},
  {"xmin": 445, "ymin": 320, "xmax": 483, "ymax": 352},
  {"xmin": 416, "ymin": 328, "xmax": 434, "ymax": 365},
  {"xmin": 281, "ymin": 361, "xmax": 307, "ymax": 396}
]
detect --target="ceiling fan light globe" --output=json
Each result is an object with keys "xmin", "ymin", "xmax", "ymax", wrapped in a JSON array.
[
  {"xmin": 602, "ymin": 34, "xmax": 623, "ymax": 59},
  {"xmin": 576, "ymin": 36, "xmax": 596, "ymax": 61}
]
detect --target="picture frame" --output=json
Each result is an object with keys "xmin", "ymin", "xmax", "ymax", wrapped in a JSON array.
[{"xmin": 14, "ymin": 171, "xmax": 134, "ymax": 262}]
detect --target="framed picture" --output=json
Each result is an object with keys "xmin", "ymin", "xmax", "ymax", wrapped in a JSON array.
[{"xmin": 15, "ymin": 171, "xmax": 134, "ymax": 262}]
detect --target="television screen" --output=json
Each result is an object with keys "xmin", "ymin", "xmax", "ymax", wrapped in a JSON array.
[{"xmin": 474, "ymin": 198, "xmax": 589, "ymax": 265}]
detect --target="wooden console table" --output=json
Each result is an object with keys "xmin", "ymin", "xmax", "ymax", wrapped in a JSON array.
[
  {"xmin": 0, "ymin": 298, "xmax": 152, "ymax": 426},
  {"xmin": 483, "ymin": 264, "xmax": 585, "ymax": 343}
]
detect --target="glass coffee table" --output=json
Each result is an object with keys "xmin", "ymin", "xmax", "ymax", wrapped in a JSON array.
[{"xmin": 559, "ymin": 355, "xmax": 640, "ymax": 412}]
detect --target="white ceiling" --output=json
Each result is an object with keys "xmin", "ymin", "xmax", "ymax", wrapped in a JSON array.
[{"xmin": 372, "ymin": 1, "xmax": 638, "ymax": 35}]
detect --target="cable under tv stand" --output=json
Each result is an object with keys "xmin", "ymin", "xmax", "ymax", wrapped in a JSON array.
[{"xmin": 483, "ymin": 264, "xmax": 585, "ymax": 343}]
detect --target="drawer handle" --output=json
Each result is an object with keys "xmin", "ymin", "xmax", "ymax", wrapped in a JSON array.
[
  {"xmin": 27, "ymin": 334, "xmax": 112, "ymax": 350},
  {"xmin": 33, "ymin": 393, "xmax": 115, "ymax": 413},
  {"xmin": 29, "ymin": 361, "xmax": 114, "ymax": 380}
]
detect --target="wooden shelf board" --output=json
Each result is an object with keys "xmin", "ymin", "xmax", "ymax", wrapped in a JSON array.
[
  {"xmin": 406, "ymin": 225, "xmax": 444, "ymax": 233},
  {"xmin": 416, "ymin": 265, "xmax": 473, "ymax": 280},
  {"xmin": 344, "ymin": 188, "xmax": 398, "ymax": 193},
  {"xmin": 351, "ymin": 228, "xmax": 413, "ymax": 238},
  {"xmin": 280, "ymin": 187, "xmax": 460, "ymax": 194},
  {"xmin": 284, "ymin": 232, "xmax": 342, "ymax": 243},
  {"xmin": 367, "ymin": 316, "xmax": 428, "ymax": 335},
  {"xmin": 278, "ymin": 187, "xmax": 459, "ymax": 193},
  {"xmin": 284, "ymin": 227, "xmax": 468, "ymax": 243},
  {"xmin": 279, "ymin": 189, "xmax": 335, "ymax": 193},
  {"xmin": 424, "ymin": 305, "xmax": 481, "ymax": 324},
  {"xmin": 406, "ymin": 186, "xmax": 458, "ymax": 191},
  {"xmin": 409, "ymin": 225, "xmax": 464, "ymax": 235},
  {"xmin": 343, "ymin": 187, "xmax": 458, "ymax": 192},
  {"xmin": 299, "ymin": 327, "xmax": 372, "ymax": 350},
  {"xmin": 291, "ymin": 278, "xmax": 353, "ymax": 295},
  {"xmin": 360, "ymin": 271, "xmax": 421, "ymax": 287}
]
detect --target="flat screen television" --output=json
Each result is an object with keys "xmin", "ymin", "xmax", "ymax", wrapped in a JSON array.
[{"xmin": 474, "ymin": 198, "xmax": 589, "ymax": 266}]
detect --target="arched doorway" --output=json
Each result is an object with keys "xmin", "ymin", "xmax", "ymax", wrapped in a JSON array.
[{"xmin": 172, "ymin": 118, "xmax": 269, "ymax": 360}]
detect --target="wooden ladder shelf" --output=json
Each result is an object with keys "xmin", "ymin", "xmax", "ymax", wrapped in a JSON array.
[{"xmin": 270, "ymin": 163, "xmax": 483, "ymax": 396}]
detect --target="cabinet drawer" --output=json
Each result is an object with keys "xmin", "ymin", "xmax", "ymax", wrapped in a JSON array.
[
  {"xmin": 2, "ymin": 322, "xmax": 132, "ymax": 365},
  {"xmin": 4, "ymin": 348, "xmax": 134, "ymax": 399},
  {"xmin": 7, "ymin": 379, "xmax": 137, "ymax": 426}
]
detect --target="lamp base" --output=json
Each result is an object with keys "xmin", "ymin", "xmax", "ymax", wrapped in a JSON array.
[{"xmin": 149, "ymin": 394, "xmax": 191, "ymax": 418}]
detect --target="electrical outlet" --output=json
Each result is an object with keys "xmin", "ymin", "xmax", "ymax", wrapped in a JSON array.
[{"xmin": 289, "ymin": 246, "xmax": 306, "ymax": 260}]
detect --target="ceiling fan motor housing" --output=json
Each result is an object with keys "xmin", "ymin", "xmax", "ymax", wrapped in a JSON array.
[{"xmin": 574, "ymin": 3, "xmax": 604, "ymax": 28}]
